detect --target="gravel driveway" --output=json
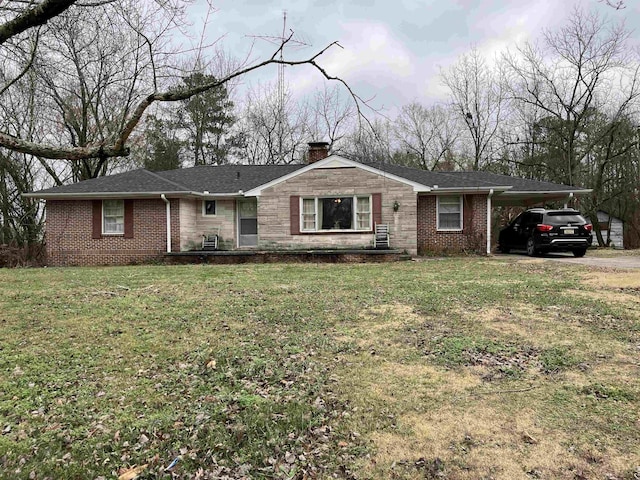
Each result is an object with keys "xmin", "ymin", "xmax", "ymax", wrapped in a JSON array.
[{"xmin": 494, "ymin": 252, "xmax": 640, "ymax": 269}]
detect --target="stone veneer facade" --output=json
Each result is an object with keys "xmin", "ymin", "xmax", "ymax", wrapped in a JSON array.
[
  {"xmin": 257, "ymin": 166, "xmax": 418, "ymax": 255},
  {"xmin": 417, "ymin": 194, "xmax": 488, "ymax": 254},
  {"xmin": 179, "ymin": 198, "xmax": 237, "ymax": 250},
  {"xmin": 45, "ymin": 199, "xmax": 180, "ymax": 267}
]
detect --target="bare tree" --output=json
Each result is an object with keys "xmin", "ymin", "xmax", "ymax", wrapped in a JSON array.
[
  {"xmin": 342, "ymin": 118, "xmax": 394, "ymax": 165},
  {"xmin": 503, "ymin": 8, "xmax": 640, "ymax": 245},
  {"xmin": 31, "ymin": 3, "xmax": 164, "ymax": 180},
  {"xmin": 306, "ymin": 84, "xmax": 356, "ymax": 153},
  {"xmin": 502, "ymin": 8, "xmax": 639, "ymax": 186},
  {"xmin": 0, "ymin": 1, "xmax": 366, "ymax": 164},
  {"xmin": 235, "ymin": 82, "xmax": 310, "ymax": 165},
  {"xmin": 392, "ymin": 102, "xmax": 460, "ymax": 170},
  {"xmin": 441, "ymin": 47, "xmax": 507, "ymax": 171},
  {"xmin": 0, "ymin": 69, "xmax": 45, "ymax": 251}
]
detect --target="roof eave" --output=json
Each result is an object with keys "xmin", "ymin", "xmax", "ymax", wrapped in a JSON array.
[
  {"xmin": 500, "ymin": 189, "xmax": 592, "ymax": 195},
  {"xmin": 423, "ymin": 186, "xmax": 513, "ymax": 193},
  {"xmin": 22, "ymin": 191, "xmax": 244, "ymax": 200}
]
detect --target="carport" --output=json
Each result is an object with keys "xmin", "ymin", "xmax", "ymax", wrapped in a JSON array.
[{"xmin": 486, "ymin": 181, "xmax": 592, "ymax": 255}]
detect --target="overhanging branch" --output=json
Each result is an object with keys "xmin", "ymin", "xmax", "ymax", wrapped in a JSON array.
[
  {"xmin": 0, "ymin": 0, "xmax": 77, "ymax": 46},
  {"xmin": 0, "ymin": 37, "xmax": 371, "ymax": 161}
]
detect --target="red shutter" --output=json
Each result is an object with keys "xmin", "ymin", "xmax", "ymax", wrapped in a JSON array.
[
  {"xmin": 372, "ymin": 193, "xmax": 382, "ymax": 228},
  {"xmin": 124, "ymin": 200, "xmax": 134, "ymax": 238},
  {"xmin": 92, "ymin": 200, "xmax": 102, "ymax": 239},
  {"xmin": 463, "ymin": 195, "xmax": 472, "ymax": 233},
  {"xmin": 290, "ymin": 196, "xmax": 300, "ymax": 235}
]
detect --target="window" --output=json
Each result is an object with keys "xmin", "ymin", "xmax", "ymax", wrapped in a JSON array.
[
  {"xmin": 103, "ymin": 200, "xmax": 124, "ymax": 234},
  {"xmin": 301, "ymin": 195, "xmax": 371, "ymax": 232},
  {"xmin": 203, "ymin": 200, "xmax": 216, "ymax": 216},
  {"xmin": 437, "ymin": 196, "xmax": 463, "ymax": 231},
  {"xmin": 356, "ymin": 196, "xmax": 371, "ymax": 230},
  {"xmin": 302, "ymin": 198, "xmax": 316, "ymax": 231}
]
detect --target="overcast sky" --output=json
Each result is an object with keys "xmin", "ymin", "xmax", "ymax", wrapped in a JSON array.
[{"xmin": 187, "ymin": 0, "xmax": 638, "ymax": 114}]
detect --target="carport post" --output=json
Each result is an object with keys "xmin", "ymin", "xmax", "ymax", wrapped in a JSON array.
[
  {"xmin": 563, "ymin": 192, "xmax": 574, "ymax": 209},
  {"xmin": 487, "ymin": 189, "xmax": 493, "ymax": 255}
]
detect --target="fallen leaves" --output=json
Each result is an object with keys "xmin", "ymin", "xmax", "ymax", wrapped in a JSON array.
[{"xmin": 117, "ymin": 464, "xmax": 148, "ymax": 480}]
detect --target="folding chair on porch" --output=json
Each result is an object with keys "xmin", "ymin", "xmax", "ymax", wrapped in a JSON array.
[
  {"xmin": 374, "ymin": 224, "xmax": 390, "ymax": 249},
  {"xmin": 202, "ymin": 227, "xmax": 220, "ymax": 250}
]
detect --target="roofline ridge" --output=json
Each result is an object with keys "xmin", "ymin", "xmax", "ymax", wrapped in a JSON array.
[{"xmin": 142, "ymin": 168, "xmax": 190, "ymax": 191}]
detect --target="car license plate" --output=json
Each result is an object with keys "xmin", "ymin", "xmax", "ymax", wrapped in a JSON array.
[{"xmin": 564, "ymin": 229, "xmax": 575, "ymax": 235}]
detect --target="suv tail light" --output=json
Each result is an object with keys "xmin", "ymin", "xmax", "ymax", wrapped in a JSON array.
[
  {"xmin": 584, "ymin": 224, "xmax": 593, "ymax": 232},
  {"xmin": 536, "ymin": 224, "xmax": 553, "ymax": 232}
]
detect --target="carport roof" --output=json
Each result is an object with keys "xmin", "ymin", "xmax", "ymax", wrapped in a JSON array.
[{"xmin": 365, "ymin": 163, "xmax": 583, "ymax": 193}]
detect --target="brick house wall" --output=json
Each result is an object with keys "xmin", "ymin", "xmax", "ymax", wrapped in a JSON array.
[
  {"xmin": 258, "ymin": 167, "xmax": 418, "ymax": 254},
  {"xmin": 179, "ymin": 198, "xmax": 236, "ymax": 251},
  {"xmin": 417, "ymin": 194, "xmax": 488, "ymax": 254},
  {"xmin": 46, "ymin": 199, "xmax": 180, "ymax": 266}
]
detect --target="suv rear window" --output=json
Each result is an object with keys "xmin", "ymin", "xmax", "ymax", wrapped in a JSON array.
[{"xmin": 544, "ymin": 212, "xmax": 586, "ymax": 225}]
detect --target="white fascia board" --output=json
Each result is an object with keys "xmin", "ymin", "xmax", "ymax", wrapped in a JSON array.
[
  {"xmin": 423, "ymin": 186, "xmax": 512, "ymax": 194},
  {"xmin": 196, "ymin": 192, "xmax": 244, "ymax": 198},
  {"xmin": 499, "ymin": 189, "xmax": 592, "ymax": 195},
  {"xmin": 22, "ymin": 191, "xmax": 243, "ymax": 200},
  {"xmin": 243, "ymin": 155, "xmax": 432, "ymax": 196}
]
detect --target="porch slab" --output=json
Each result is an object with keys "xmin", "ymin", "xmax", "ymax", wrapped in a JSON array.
[{"xmin": 165, "ymin": 249, "xmax": 405, "ymax": 264}]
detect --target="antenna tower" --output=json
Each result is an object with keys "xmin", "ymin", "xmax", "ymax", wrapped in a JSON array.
[{"xmin": 251, "ymin": 11, "xmax": 309, "ymax": 161}]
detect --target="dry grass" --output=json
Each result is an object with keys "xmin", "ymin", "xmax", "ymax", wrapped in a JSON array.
[
  {"xmin": 588, "ymin": 248, "xmax": 640, "ymax": 258},
  {"xmin": 331, "ymin": 263, "xmax": 640, "ymax": 479},
  {"xmin": 1, "ymin": 260, "xmax": 639, "ymax": 479}
]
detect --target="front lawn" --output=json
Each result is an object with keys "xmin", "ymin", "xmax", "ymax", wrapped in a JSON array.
[{"xmin": 0, "ymin": 259, "xmax": 638, "ymax": 479}]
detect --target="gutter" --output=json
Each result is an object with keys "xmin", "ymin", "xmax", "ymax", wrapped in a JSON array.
[
  {"xmin": 425, "ymin": 186, "xmax": 513, "ymax": 194},
  {"xmin": 22, "ymin": 191, "xmax": 246, "ymax": 200},
  {"xmin": 161, "ymin": 194, "xmax": 171, "ymax": 253},
  {"xmin": 500, "ymin": 189, "xmax": 592, "ymax": 195}
]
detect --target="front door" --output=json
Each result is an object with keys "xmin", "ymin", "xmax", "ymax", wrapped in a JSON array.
[{"xmin": 237, "ymin": 198, "xmax": 258, "ymax": 247}]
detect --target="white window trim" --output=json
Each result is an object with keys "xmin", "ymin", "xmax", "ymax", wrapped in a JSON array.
[
  {"xmin": 436, "ymin": 195, "xmax": 463, "ymax": 231},
  {"xmin": 102, "ymin": 199, "xmax": 125, "ymax": 236},
  {"xmin": 202, "ymin": 199, "xmax": 217, "ymax": 216},
  {"xmin": 300, "ymin": 195, "xmax": 372, "ymax": 233},
  {"xmin": 301, "ymin": 198, "xmax": 317, "ymax": 232}
]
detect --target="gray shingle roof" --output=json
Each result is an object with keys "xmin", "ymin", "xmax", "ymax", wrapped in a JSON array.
[
  {"xmin": 442, "ymin": 171, "xmax": 579, "ymax": 192},
  {"xmin": 30, "ymin": 165, "xmax": 305, "ymax": 196},
  {"xmin": 32, "ymin": 169, "xmax": 190, "ymax": 195},
  {"xmin": 27, "ymin": 159, "xmax": 585, "ymax": 197},
  {"xmin": 366, "ymin": 163, "xmax": 580, "ymax": 192},
  {"xmin": 157, "ymin": 164, "xmax": 303, "ymax": 193}
]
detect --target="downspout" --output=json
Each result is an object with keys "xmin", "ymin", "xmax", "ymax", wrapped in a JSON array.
[
  {"xmin": 161, "ymin": 194, "xmax": 171, "ymax": 253},
  {"xmin": 486, "ymin": 189, "xmax": 494, "ymax": 255}
]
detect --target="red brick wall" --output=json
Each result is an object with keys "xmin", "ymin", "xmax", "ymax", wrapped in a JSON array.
[
  {"xmin": 45, "ymin": 199, "xmax": 180, "ymax": 266},
  {"xmin": 417, "ymin": 194, "xmax": 488, "ymax": 254}
]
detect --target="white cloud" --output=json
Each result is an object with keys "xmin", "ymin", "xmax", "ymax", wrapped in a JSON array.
[
  {"xmin": 192, "ymin": 0, "xmax": 640, "ymax": 115},
  {"xmin": 283, "ymin": 20, "xmax": 416, "ymax": 111}
]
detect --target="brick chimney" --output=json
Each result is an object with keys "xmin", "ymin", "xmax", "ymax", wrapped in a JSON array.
[{"xmin": 307, "ymin": 141, "xmax": 330, "ymax": 164}]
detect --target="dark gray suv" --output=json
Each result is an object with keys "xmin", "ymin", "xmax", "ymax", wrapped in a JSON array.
[{"xmin": 498, "ymin": 208, "xmax": 593, "ymax": 257}]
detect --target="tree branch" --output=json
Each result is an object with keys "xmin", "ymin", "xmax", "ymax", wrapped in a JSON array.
[
  {"xmin": 1, "ymin": 36, "xmax": 371, "ymax": 161},
  {"xmin": 0, "ymin": 0, "xmax": 77, "ymax": 45},
  {"xmin": 0, "ymin": 28, "xmax": 40, "ymax": 97}
]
